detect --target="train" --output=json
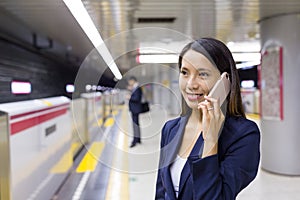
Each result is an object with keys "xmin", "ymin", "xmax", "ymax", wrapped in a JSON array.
[{"xmin": 0, "ymin": 90, "xmax": 124, "ymax": 200}]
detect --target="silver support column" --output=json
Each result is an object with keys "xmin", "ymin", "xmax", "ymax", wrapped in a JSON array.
[{"xmin": 260, "ymin": 13, "xmax": 300, "ymax": 175}]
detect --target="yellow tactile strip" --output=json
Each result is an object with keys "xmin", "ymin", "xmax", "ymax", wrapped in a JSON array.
[
  {"xmin": 105, "ymin": 106, "xmax": 129, "ymax": 200},
  {"xmin": 76, "ymin": 142, "xmax": 105, "ymax": 173},
  {"xmin": 50, "ymin": 148, "xmax": 73, "ymax": 174}
]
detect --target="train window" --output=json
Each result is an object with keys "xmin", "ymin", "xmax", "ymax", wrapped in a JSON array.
[
  {"xmin": 66, "ymin": 84, "xmax": 75, "ymax": 93},
  {"xmin": 11, "ymin": 81, "xmax": 31, "ymax": 94}
]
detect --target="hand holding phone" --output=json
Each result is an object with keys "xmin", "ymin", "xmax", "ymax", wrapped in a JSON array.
[{"xmin": 207, "ymin": 72, "xmax": 231, "ymax": 106}]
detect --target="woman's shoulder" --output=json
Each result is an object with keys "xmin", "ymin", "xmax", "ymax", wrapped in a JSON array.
[
  {"xmin": 226, "ymin": 115, "xmax": 258, "ymax": 128},
  {"xmin": 160, "ymin": 116, "xmax": 182, "ymax": 146},
  {"xmin": 219, "ymin": 115, "xmax": 260, "ymax": 158},
  {"xmin": 164, "ymin": 116, "xmax": 182, "ymax": 126},
  {"xmin": 223, "ymin": 115, "xmax": 260, "ymax": 138}
]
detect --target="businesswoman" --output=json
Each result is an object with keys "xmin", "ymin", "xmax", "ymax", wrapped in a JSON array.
[{"xmin": 155, "ymin": 38, "xmax": 260, "ymax": 200}]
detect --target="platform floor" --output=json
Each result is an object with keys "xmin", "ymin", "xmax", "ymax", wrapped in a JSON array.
[{"xmin": 53, "ymin": 105, "xmax": 300, "ymax": 200}]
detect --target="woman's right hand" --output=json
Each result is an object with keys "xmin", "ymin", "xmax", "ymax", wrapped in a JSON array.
[{"xmin": 198, "ymin": 96, "xmax": 225, "ymax": 157}]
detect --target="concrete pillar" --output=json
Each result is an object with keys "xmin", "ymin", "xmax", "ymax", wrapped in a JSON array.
[{"xmin": 260, "ymin": 13, "xmax": 300, "ymax": 175}]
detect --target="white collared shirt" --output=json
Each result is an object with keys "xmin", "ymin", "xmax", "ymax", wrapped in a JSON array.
[{"xmin": 170, "ymin": 155, "xmax": 187, "ymax": 198}]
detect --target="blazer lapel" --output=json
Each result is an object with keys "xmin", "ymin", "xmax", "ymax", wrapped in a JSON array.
[
  {"xmin": 161, "ymin": 115, "xmax": 189, "ymax": 199},
  {"xmin": 159, "ymin": 115, "xmax": 189, "ymax": 168},
  {"xmin": 178, "ymin": 133, "xmax": 204, "ymax": 196},
  {"xmin": 169, "ymin": 115, "xmax": 189, "ymax": 162},
  {"xmin": 162, "ymin": 167, "xmax": 177, "ymax": 199},
  {"xmin": 178, "ymin": 162, "xmax": 190, "ymax": 195}
]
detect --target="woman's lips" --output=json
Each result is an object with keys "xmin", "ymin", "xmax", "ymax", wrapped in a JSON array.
[{"xmin": 186, "ymin": 93, "xmax": 204, "ymax": 101}]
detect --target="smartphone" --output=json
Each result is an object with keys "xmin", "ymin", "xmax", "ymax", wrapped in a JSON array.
[{"xmin": 207, "ymin": 72, "xmax": 231, "ymax": 106}]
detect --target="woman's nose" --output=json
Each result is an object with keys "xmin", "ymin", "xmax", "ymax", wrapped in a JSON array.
[{"xmin": 187, "ymin": 76, "xmax": 199, "ymax": 89}]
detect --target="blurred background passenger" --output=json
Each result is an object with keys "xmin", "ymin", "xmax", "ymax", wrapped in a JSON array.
[{"xmin": 127, "ymin": 76, "xmax": 143, "ymax": 148}]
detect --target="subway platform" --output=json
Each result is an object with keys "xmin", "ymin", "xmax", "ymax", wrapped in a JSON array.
[{"xmin": 51, "ymin": 105, "xmax": 300, "ymax": 200}]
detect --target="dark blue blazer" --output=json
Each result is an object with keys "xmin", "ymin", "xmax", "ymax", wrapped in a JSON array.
[
  {"xmin": 129, "ymin": 86, "xmax": 143, "ymax": 114},
  {"xmin": 155, "ymin": 115, "xmax": 260, "ymax": 200}
]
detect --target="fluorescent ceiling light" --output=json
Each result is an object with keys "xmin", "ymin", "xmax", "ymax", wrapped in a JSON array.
[
  {"xmin": 138, "ymin": 47, "xmax": 173, "ymax": 54},
  {"xmin": 137, "ymin": 54, "xmax": 179, "ymax": 63},
  {"xmin": 138, "ymin": 40, "xmax": 190, "ymax": 54},
  {"xmin": 236, "ymin": 60, "xmax": 261, "ymax": 69},
  {"xmin": 232, "ymin": 52, "xmax": 261, "ymax": 62},
  {"xmin": 63, "ymin": 0, "xmax": 122, "ymax": 80},
  {"xmin": 227, "ymin": 41, "xmax": 261, "ymax": 53}
]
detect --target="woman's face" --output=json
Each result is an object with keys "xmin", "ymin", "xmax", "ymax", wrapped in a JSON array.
[{"xmin": 179, "ymin": 49, "xmax": 220, "ymax": 110}]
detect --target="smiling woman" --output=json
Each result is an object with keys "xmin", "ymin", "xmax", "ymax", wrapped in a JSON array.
[
  {"xmin": 155, "ymin": 38, "xmax": 260, "ymax": 200},
  {"xmin": 179, "ymin": 50, "xmax": 220, "ymax": 108}
]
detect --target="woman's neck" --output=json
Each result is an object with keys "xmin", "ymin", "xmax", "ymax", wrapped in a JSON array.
[
  {"xmin": 189, "ymin": 108, "xmax": 202, "ymax": 123},
  {"xmin": 184, "ymin": 109, "xmax": 203, "ymax": 134},
  {"xmin": 178, "ymin": 109, "xmax": 203, "ymax": 158}
]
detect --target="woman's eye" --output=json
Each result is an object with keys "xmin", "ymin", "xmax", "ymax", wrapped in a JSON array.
[
  {"xmin": 180, "ymin": 70, "xmax": 188, "ymax": 75},
  {"xmin": 199, "ymin": 72, "xmax": 209, "ymax": 77}
]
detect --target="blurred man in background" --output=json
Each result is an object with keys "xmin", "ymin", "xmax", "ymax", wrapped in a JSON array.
[{"xmin": 127, "ymin": 76, "xmax": 143, "ymax": 148}]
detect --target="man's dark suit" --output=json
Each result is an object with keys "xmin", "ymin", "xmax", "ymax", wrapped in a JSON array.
[{"xmin": 129, "ymin": 86, "xmax": 143, "ymax": 145}]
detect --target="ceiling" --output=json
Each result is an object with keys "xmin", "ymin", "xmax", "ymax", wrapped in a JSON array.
[{"xmin": 0, "ymin": 0, "xmax": 300, "ymax": 77}]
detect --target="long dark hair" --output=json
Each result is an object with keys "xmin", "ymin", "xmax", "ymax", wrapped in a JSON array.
[{"xmin": 178, "ymin": 38, "xmax": 245, "ymax": 117}]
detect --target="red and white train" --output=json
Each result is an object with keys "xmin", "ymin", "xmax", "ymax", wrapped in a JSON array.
[{"xmin": 0, "ymin": 91, "xmax": 123, "ymax": 200}]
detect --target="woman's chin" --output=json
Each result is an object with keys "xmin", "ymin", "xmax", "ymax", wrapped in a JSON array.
[{"xmin": 186, "ymin": 101, "xmax": 199, "ymax": 110}]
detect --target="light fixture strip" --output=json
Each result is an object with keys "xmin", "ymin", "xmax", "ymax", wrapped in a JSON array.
[
  {"xmin": 137, "ymin": 54, "xmax": 179, "ymax": 64},
  {"xmin": 63, "ymin": 0, "xmax": 122, "ymax": 80}
]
